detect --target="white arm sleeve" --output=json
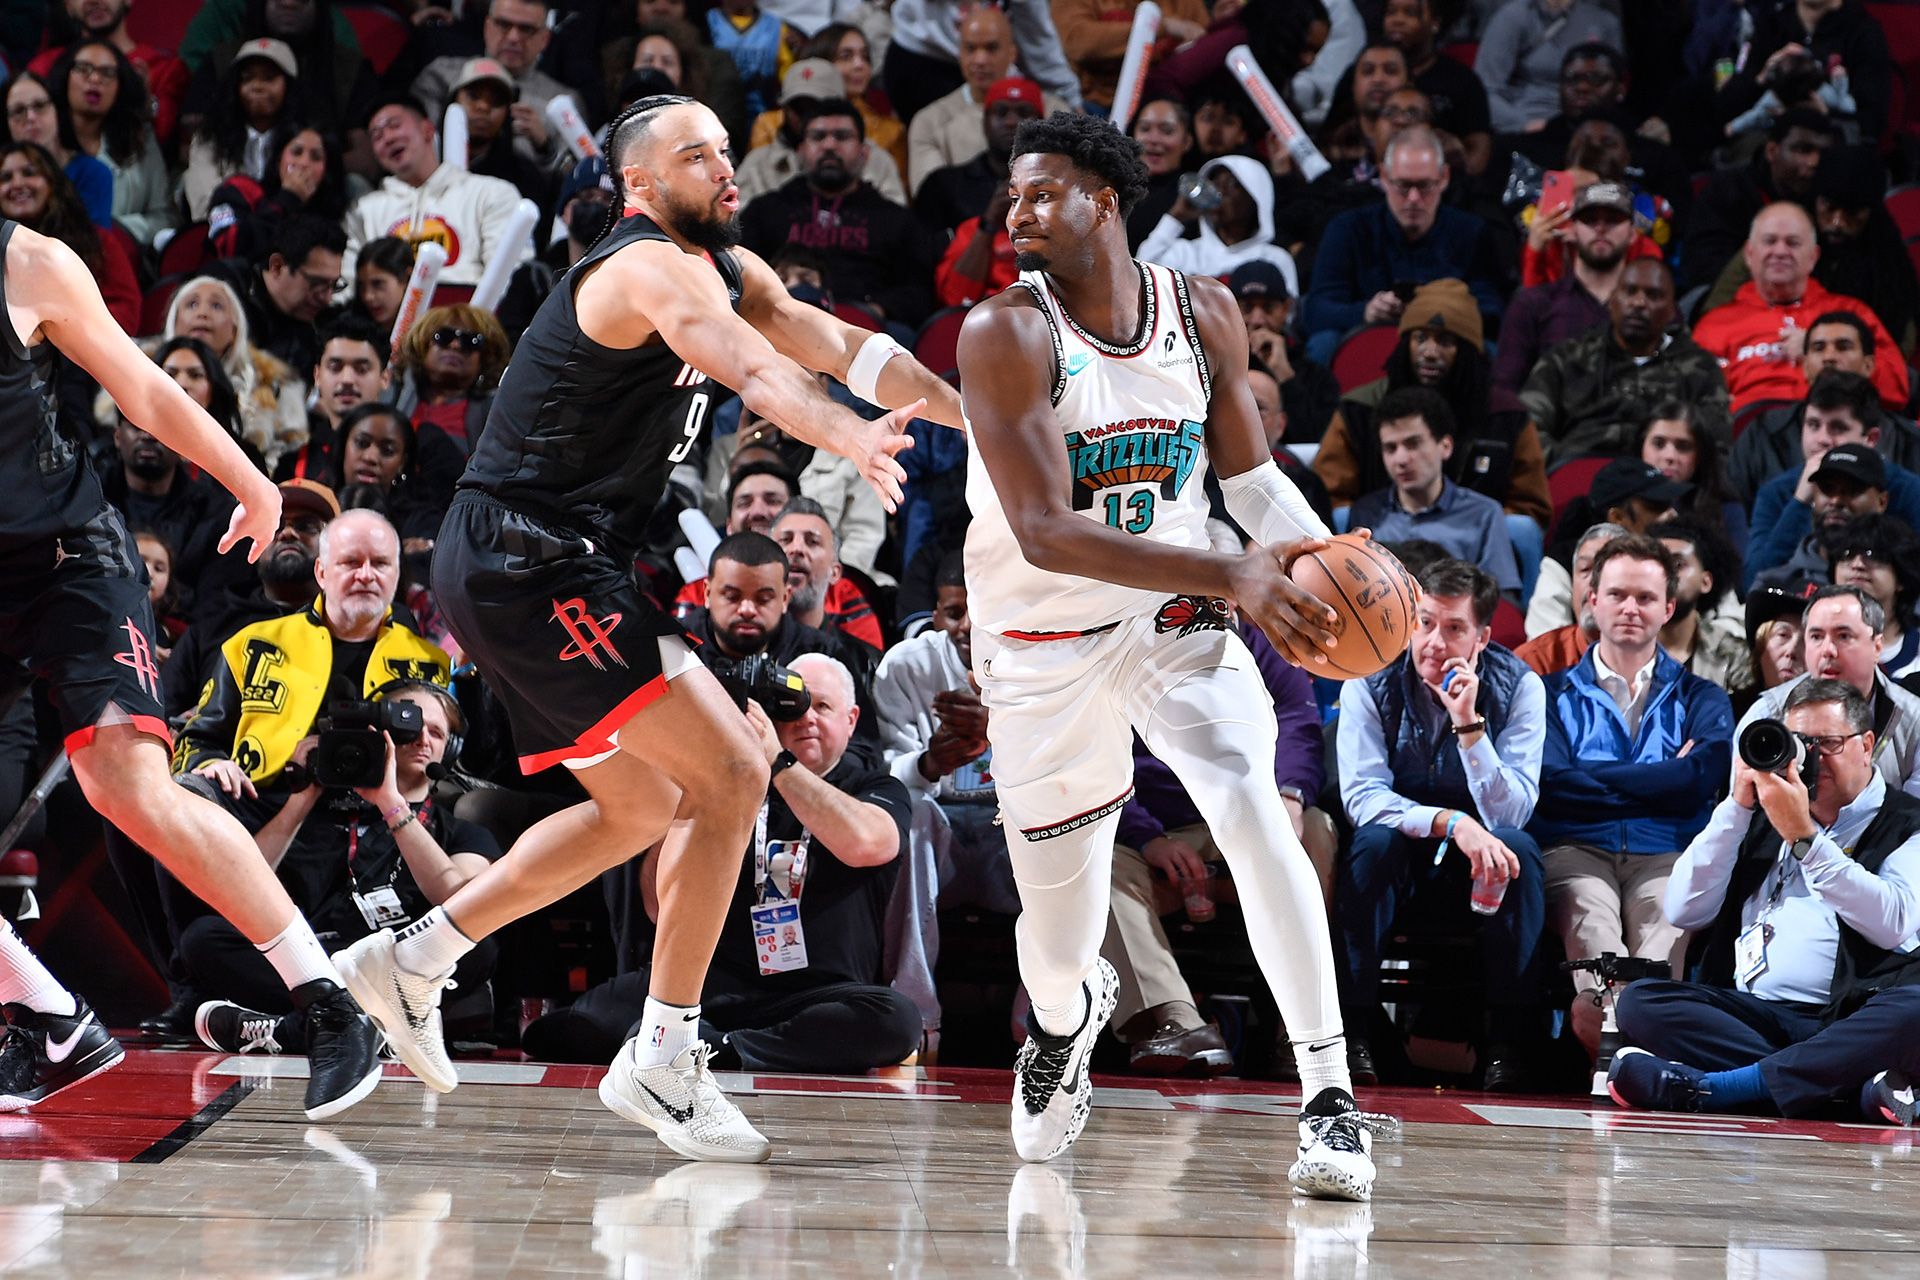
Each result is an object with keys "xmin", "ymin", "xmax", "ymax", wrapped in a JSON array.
[{"xmin": 1219, "ymin": 458, "xmax": 1333, "ymax": 546}]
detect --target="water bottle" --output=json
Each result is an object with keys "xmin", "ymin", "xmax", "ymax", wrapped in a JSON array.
[
  {"xmin": 1183, "ymin": 866, "xmax": 1217, "ymax": 922},
  {"xmin": 1469, "ymin": 866, "xmax": 1507, "ymax": 915},
  {"xmin": 1177, "ymin": 171, "xmax": 1224, "ymax": 213}
]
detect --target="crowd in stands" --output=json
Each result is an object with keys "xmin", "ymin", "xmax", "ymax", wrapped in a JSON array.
[{"xmin": 6, "ymin": 0, "xmax": 1920, "ymax": 1108}]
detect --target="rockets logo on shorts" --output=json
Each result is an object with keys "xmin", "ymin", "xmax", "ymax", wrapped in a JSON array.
[
  {"xmin": 551, "ymin": 598, "xmax": 626, "ymax": 671},
  {"xmin": 113, "ymin": 618, "xmax": 161, "ymax": 699}
]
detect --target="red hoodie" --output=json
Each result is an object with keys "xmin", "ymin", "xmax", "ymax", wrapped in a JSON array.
[{"xmin": 1690, "ymin": 279, "xmax": 1908, "ymax": 414}]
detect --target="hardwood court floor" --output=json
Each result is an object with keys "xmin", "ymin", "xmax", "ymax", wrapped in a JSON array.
[{"xmin": 0, "ymin": 1050, "xmax": 1916, "ymax": 1278}]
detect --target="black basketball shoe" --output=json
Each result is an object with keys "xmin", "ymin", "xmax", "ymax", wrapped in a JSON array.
[
  {"xmin": 0, "ymin": 999, "xmax": 124, "ymax": 1111},
  {"xmin": 195, "ymin": 1001, "xmax": 305, "ymax": 1055},
  {"xmin": 294, "ymin": 979, "xmax": 382, "ymax": 1121}
]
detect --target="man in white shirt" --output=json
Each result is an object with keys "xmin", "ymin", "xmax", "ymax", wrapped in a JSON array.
[
  {"xmin": 1610, "ymin": 678, "xmax": 1920, "ymax": 1123},
  {"xmin": 904, "ymin": 4, "xmax": 1072, "ymax": 194},
  {"xmin": 343, "ymin": 96, "xmax": 533, "ymax": 290}
]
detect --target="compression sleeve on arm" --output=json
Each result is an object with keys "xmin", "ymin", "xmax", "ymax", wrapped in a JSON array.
[{"xmin": 1219, "ymin": 458, "xmax": 1333, "ymax": 545}]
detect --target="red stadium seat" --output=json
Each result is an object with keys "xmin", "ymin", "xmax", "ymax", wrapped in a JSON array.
[
  {"xmin": 1868, "ymin": 4, "xmax": 1920, "ymax": 141},
  {"xmin": 1490, "ymin": 597, "xmax": 1526, "ymax": 650},
  {"xmin": 430, "ymin": 284, "xmax": 476, "ymax": 309},
  {"xmin": 342, "ymin": 4, "xmax": 413, "ymax": 76},
  {"xmin": 833, "ymin": 301, "xmax": 883, "ymax": 332},
  {"xmin": 159, "ymin": 223, "xmax": 211, "ymax": 279},
  {"xmin": 913, "ymin": 306, "xmax": 970, "ymax": 378},
  {"xmin": 140, "ymin": 278, "xmax": 183, "ymax": 338},
  {"xmin": 1441, "ymin": 42, "xmax": 1478, "ymax": 70},
  {"xmin": 1329, "ymin": 325, "xmax": 1399, "ymax": 394},
  {"xmin": 1546, "ymin": 455, "xmax": 1609, "ymax": 534},
  {"xmin": 1889, "ymin": 183, "xmax": 1920, "ymax": 243},
  {"xmin": 125, "ymin": 5, "xmax": 192, "ymax": 53}
]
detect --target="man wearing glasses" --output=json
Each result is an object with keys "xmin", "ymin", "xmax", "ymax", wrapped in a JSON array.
[
  {"xmin": 216, "ymin": 214, "xmax": 346, "ymax": 375},
  {"xmin": 1737, "ymin": 585, "xmax": 1920, "ymax": 801},
  {"xmin": 410, "ymin": 0, "xmax": 578, "ymax": 169},
  {"xmin": 1609, "ymin": 676, "xmax": 1920, "ymax": 1126},
  {"xmin": 1534, "ymin": 534, "xmax": 1734, "ymax": 1061},
  {"xmin": 1299, "ymin": 127, "xmax": 1506, "ymax": 364}
]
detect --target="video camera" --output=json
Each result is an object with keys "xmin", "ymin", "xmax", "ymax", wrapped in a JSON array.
[
  {"xmin": 309, "ymin": 699, "xmax": 425, "ymax": 789},
  {"xmin": 702, "ymin": 652, "xmax": 811, "ymax": 722},
  {"xmin": 1739, "ymin": 717, "xmax": 1816, "ymax": 803},
  {"xmin": 1561, "ymin": 954, "xmax": 1671, "ymax": 987}
]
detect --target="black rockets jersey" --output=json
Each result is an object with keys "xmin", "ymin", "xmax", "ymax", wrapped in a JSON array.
[
  {"xmin": 0, "ymin": 220, "xmax": 104, "ymax": 547},
  {"xmin": 460, "ymin": 212, "xmax": 742, "ymax": 558}
]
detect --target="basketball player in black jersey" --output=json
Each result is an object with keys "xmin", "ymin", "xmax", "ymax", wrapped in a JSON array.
[
  {"xmin": 0, "ymin": 222, "xmax": 383, "ymax": 1119},
  {"xmin": 335, "ymin": 95, "xmax": 962, "ymax": 1162}
]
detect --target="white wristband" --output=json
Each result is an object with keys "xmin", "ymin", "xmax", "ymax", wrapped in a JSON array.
[{"xmin": 847, "ymin": 331, "xmax": 907, "ymax": 403}]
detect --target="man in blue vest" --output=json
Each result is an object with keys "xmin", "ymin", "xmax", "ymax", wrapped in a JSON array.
[
  {"xmin": 1533, "ymin": 534, "xmax": 1735, "ymax": 1058},
  {"xmin": 1335, "ymin": 558, "xmax": 1549, "ymax": 1089},
  {"xmin": 1610, "ymin": 678, "xmax": 1920, "ymax": 1123}
]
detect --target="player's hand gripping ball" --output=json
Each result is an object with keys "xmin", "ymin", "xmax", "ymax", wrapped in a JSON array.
[{"xmin": 1287, "ymin": 534, "xmax": 1420, "ymax": 678}]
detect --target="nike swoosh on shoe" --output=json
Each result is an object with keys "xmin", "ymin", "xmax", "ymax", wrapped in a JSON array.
[
  {"xmin": 640, "ymin": 1081, "xmax": 694, "ymax": 1125},
  {"xmin": 45, "ymin": 1016, "xmax": 94, "ymax": 1064}
]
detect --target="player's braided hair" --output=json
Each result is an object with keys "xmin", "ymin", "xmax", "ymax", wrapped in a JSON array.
[
  {"xmin": 1010, "ymin": 111, "xmax": 1151, "ymax": 216},
  {"xmin": 589, "ymin": 93, "xmax": 696, "ymax": 251}
]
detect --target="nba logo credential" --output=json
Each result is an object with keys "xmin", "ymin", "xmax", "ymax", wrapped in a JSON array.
[{"xmin": 551, "ymin": 598, "xmax": 626, "ymax": 671}]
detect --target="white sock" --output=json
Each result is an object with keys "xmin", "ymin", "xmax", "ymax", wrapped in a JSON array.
[
  {"xmin": 1294, "ymin": 1033, "xmax": 1353, "ymax": 1100},
  {"xmin": 394, "ymin": 907, "xmax": 475, "ymax": 977},
  {"xmin": 634, "ymin": 996, "xmax": 701, "ymax": 1068},
  {"xmin": 0, "ymin": 919, "xmax": 77, "ymax": 1016},
  {"xmin": 1031, "ymin": 987, "xmax": 1089, "ymax": 1039},
  {"xmin": 257, "ymin": 917, "xmax": 342, "ymax": 992}
]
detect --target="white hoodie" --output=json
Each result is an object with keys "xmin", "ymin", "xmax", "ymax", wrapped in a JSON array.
[
  {"xmin": 1137, "ymin": 155, "xmax": 1299, "ymax": 297},
  {"xmin": 343, "ymin": 163, "xmax": 532, "ymax": 287}
]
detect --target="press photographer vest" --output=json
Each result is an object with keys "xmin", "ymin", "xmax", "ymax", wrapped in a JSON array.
[{"xmin": 1693, "ymin": 789, "xmax": 1920, "ymax": 1024}]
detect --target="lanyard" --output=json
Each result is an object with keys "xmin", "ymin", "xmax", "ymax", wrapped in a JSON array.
[
  {"xmin": 346, "ymin": 798, "xmax": 430, "ymax": 894},
  {"xmin": 753, "ymin": 802, "xmax": 812, "ymax": 904}
]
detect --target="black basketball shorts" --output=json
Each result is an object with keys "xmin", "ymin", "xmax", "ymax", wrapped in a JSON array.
[
  {"xmin": 0, "ymin": 505, "xmax": 170, "ymax": 752},
  {"xmin": 433, "ymin": 492, "xmax": 698, "ymax": 773}
]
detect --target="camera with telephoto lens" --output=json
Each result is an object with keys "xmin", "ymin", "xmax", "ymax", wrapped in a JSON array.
[
  {"xmin": 1561, "ymin": 954, "xmax": 1672, "ymax": 986},
  {"xmin": 1739, "ymin": 717, "xmax": 1816, "ymax": 804},
  {"xmin": 310, "ymin": 699, "xmax": 425, "ymax": 788},
  {"xmin": 703, "ymin": 652, "xmax": 811, "ymax": 722}
]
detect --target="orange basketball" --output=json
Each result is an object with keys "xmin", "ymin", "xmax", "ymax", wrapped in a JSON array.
[{"xmin": 1287, "ymin": 535, "xmax": 1419, "ymax": 678}]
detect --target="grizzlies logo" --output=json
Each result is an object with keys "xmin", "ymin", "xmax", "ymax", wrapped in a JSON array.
[
  {"xmin": 1155, "ymin": 595, "xmax": 1231, "ymax": 636},
  {"xmin": 1063, "ymin": 418, "xmax": 1205, "ymax": 517}
]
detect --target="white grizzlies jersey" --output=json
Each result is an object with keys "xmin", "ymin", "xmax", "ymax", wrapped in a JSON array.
[{"xmin": 963, "ymin": 261, "xmax": 1214, "ymax": 638}]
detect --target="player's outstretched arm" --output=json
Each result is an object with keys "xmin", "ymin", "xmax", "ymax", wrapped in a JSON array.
[
  {"xmin": 6, "ymin": 228, "xmax": 280, "ymax": 559},
  {"xmin": 958, "ymin": 294, "xmax": 1339, "ymax": 665},
  {"xmin": 1188, "ymin": 274, "xmax": 1334, "ymax": 547},
  {"xmin": 734, "ymin": 247, "xmax": 964, "ymax": 431},
  {"xmin": 584, "ymin": 242, "xmax": 917, "ymax": 510}
]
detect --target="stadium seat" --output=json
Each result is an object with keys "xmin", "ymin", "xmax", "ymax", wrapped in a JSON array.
[
  {"xmin": 833, "ymin": 301, "xmax": 884, "ymax": 332},
  {"xmin": 1546, "ymin": 455, "xmax": 1609, "ymax": 528},
  {"xmin": 1441, "ymin": 42, "xmax": 1478, "ymax": 69},
  {"xmin": 1888, "ymin": 183, "xmax": 1920, "ymax": 243},
  {"xmin": 1329, "ymin": 325, "xmax": 1399, "ymax": 394},
  {"xmin": 140, "ymin": 278, "xmax": 183, "ymax": 337},
  {"xmin": 125, "ymin": 5, "xmax": 192, "ymax": 53},
  {"xmin": 913, "ymin": 306, "xmax": 970, "ymax": 378},
  {"xmin": 1490, "ymin": 597, "xmax": 1525, "ymax": 650},
  {"xmin": 430, "ymin": 284, "xmax": 476, "ymax": 308},
  {"xmin": 159, "ymin": 223, "xmax": 212, "ymax": 280},
  {"xmin": 342, "ymin": 4, "xmax": 413, "ymax": 76},
  {"xmin": 1868, "ymin": 4, "xmax": 1920, "ymax": 142},
  {"xmin": 1732, "ymin": 398, "xmax": 1794, "ymax": 440}
]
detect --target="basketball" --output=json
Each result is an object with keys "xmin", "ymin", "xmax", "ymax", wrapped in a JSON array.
[{"xmin": 1288, "ymin": 535, "xmax": 1419, "ymax": 678}]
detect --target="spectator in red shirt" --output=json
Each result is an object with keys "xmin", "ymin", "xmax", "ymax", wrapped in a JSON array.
[
  {"xmin": 32, "ymin": 0, "xmax": 191, "ymax": 151},
  {"xmin": 1691, "ymin": 202, "xmax": 1908, "ymax": 415}
]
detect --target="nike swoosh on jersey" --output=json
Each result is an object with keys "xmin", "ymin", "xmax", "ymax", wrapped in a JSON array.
[{"xmin": 45, "ymin": 1016, "xmax": 94, "ymax": 1064}]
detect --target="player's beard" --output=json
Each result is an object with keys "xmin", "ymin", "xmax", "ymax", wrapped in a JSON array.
[
  {"xmin": 658, "ymin": 187, "xmax": 741, "ymax": 256},
  {"xmin": 1014, "ymin": 250, "xmax": 1049, "ymax": 272}
]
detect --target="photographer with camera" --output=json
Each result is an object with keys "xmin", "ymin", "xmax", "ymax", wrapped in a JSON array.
[
  {"xmin": 680, "ymin": 531, "xmax": 880, "ymax": 740},
  {"xmin": 1735, "ymin": 585, "xmax": 1920, "ymax": 796},
  {"xmin": 1608, "ymin": 679, "xmax": 1920, "ymax": 1124},
  {"xmin": 184, "ymin": 683, "xmax": 502, "ymax": 1053},
  {"xmin": 1715, "ymin": 0, "xmax": 1894, "ymax": 144},
  {"xmin": 524, "ymin": 653, "xmax": 921, "ymax": 1073},
  {"xmin": 175, "ymin": 510, "xmax": 451, "ymax": 798},
  {"xmin": 1533, "ymin": 536, "xmax": 1734, "ymax": 1059}
]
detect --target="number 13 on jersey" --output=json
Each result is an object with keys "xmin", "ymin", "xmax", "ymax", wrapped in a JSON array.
[{"xmin": 1101, "ymin": 489, "xmax": 1156, "ymax": 533}]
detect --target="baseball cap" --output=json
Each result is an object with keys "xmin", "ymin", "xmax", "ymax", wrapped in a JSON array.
[
  {"xmin": 450, "ymin": 57, "xmax": 517, "ymax": 101},
  {"xmin": 1228, "ymin": 260, "xmax": 1291, "ymax": 303},
  {"xmin": 985, "ymin": 76, "xmax": 1044, "ymax": 112},
  {"xmin": 780, "ymin": 59, "xmax": 845, "ymax": 104},
  {"xmin": 1811, "ymin": 443, "xmax": 1888, "ymax": 490},
  {"xmin": 1745, "ymin": 578, "xmax": 1820, "ymax": 648},
  {"xmin": 1572, "ymin": 180, "xmax": 1633, "ymax": 219},
  {"xmin": 279, "ymin": 478, "xmax": 340, "ymax": 521},
  {"xmin": 558, "ymin": 155, "xmax": 614, "ymax": 209},
  {"xmin": 234, "ymin": 38, "xmax": 298, "ymax": 80},
  {"xmin": 1589, "ymin": 458, "xmax": 1691, "ymax": 513}
]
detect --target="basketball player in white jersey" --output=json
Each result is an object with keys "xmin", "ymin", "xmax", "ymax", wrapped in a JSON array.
[{"xmin": 958, "ymin": 114, "xmax": 1376, "ymax": 1200}]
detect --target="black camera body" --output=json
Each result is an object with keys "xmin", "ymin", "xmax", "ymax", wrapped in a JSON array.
[
  {"xmin": 1739, "ymin": 716, "xmax": 1816, "ymax": 804},
  {"xmin": 311, "ymin": 699, "xmax": 425, "ymax": 789},
  {"xmin": 1561, "ymin": 953, "xmax": 1672, "ymax": 987},
  {"xmin": 703, "ymin": 652, "xmax": 811, "ymax": 722}
]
